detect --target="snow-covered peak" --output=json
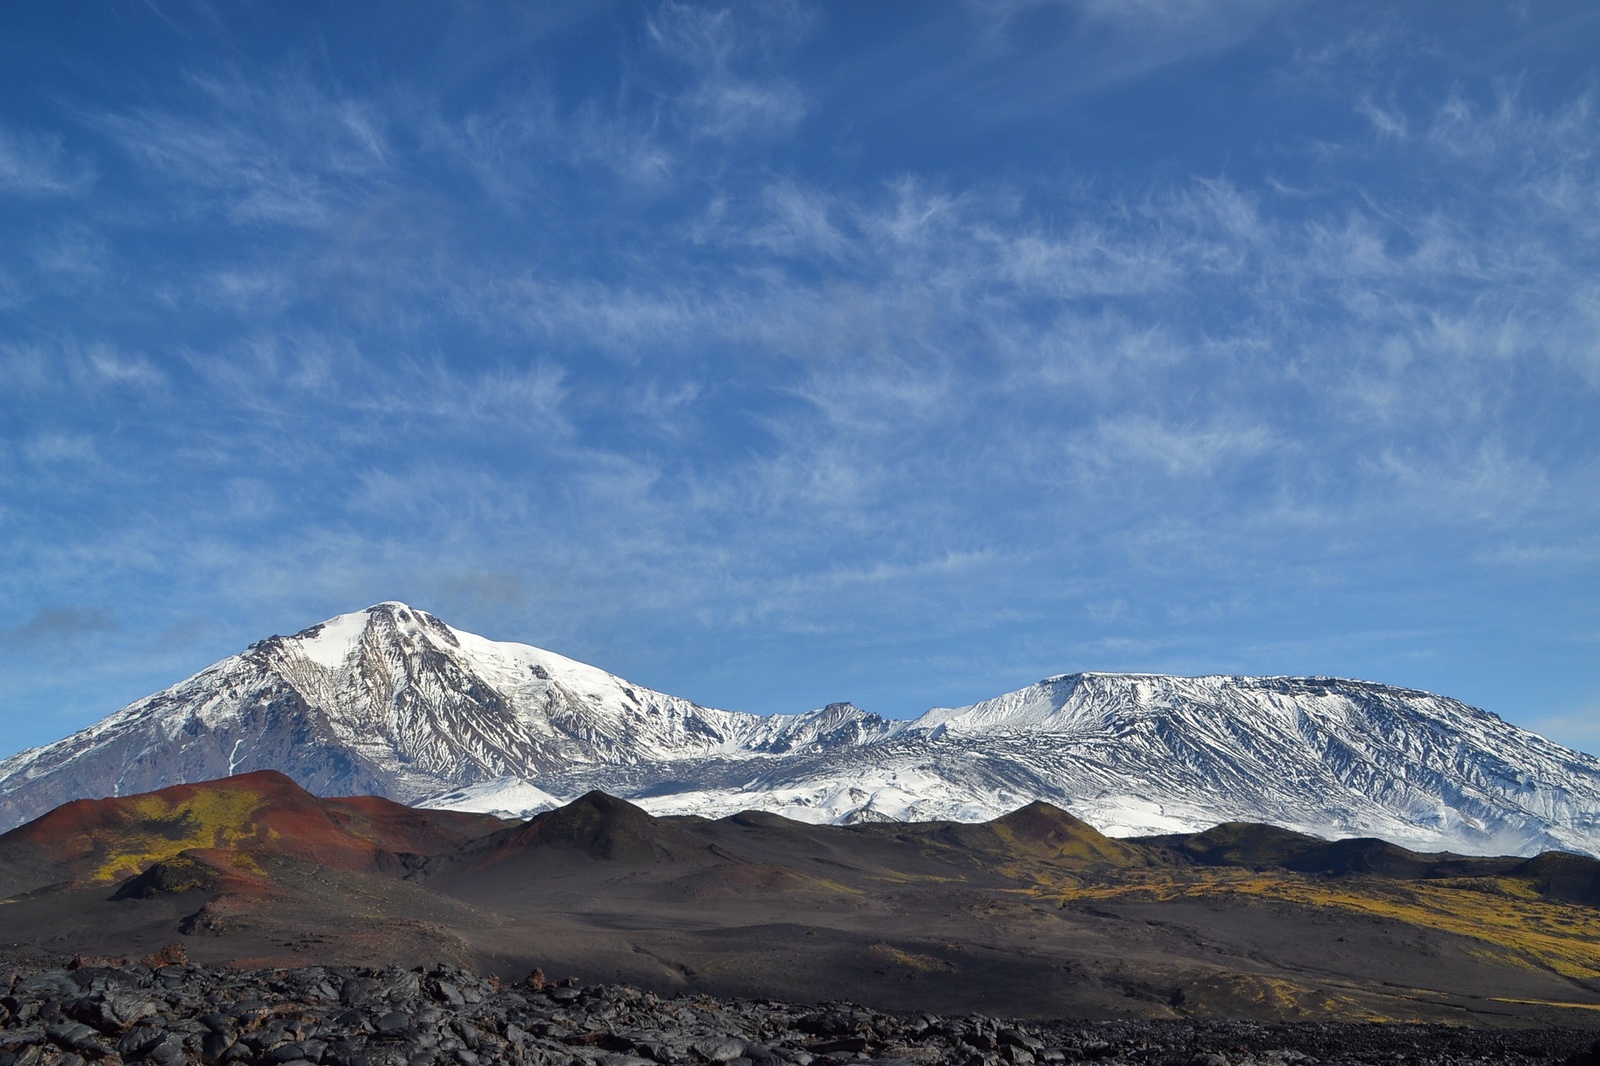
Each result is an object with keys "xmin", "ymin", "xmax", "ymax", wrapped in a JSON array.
[
  {"xmin": 276, "ymin": 602, "xmax": 688, "ymax": 734},
  {"xmin": 280, "ymin": 602, "xmax": 742, "ymax": 749}
]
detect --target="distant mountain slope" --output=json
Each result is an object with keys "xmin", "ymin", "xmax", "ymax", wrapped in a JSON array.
[
  {"xmin": 898, "ymin": 672, "xmax": 1600, "ymax": 856},
  {"xmin": 2, "ymin": 602, "xmax": 1599, "ymax": 857}
]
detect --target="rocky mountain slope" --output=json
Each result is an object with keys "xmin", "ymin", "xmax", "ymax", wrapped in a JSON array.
[{"xmin": 2, "ymin": 602, "xmax": 1598, "ymax": 857}]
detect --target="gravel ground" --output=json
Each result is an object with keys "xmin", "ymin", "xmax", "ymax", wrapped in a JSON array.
[{"xmin": 0, "ymin": 954, "xmax": 1595, "ymax": 1066}]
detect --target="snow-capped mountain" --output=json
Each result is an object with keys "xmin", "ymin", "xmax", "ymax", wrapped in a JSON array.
[
  {"xmin": 2, "ymin": 602, "xmax": 1598, "ymax": 857},
  {"xmin": 0, "ymin": 603, "xmax": 901, "ymax": 830}
]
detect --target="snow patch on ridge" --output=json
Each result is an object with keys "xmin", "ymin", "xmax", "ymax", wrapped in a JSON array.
[
  {"xmin": 630, "ymin": 763, "xmax": 1015, "ymax": 826},
  {"xmin": 292, "ymin": 608, "xmax": 374, "ymax": 669},
  {"xmin": 417, "ymin": 777, "xmax": 563, "ymax": 819}
]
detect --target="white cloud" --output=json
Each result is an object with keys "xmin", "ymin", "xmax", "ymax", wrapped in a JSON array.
[
  {"xmin": 0, "ymin": 127, "xmax": 93, "ymax": 196},
  {"xmin": 435, "ymin": 96, "xmax": 675, "ymax": 210},
  {"xmin": 31, "ymin": 226, "xmax": 111, "ymax": 283},
  {"xmin": 97, "ymin": 70, "xmax": 392, "ymax": 226},
  {"xmin": 82, "ymin": 344, "xmax": 164, "ymax": 390},
  {"xmin": 1480, "ymin": 540, "xmax": 1600, "ymax": 569},
  {"xmin": 24, "ymin": 433, "xmax": 99, "ymax": 464},
  {"xmin": 966, "ymin": 0, "xmax": 1288, "ymax": 97},
  {"xmin": 1358, "ymin": 95, "xmax": 1410, "ymax": 139},
  {"xmin": 696, "ymin": 180, "xmax": 847, "ymax": 258},
  {"xmin": 681, "ymin": 78, "xmax": 805, "ymax": 138},
  {"xmin": 646, "ymin": 1, "xmax": 809, "ymax": 138},
  {"xmin": 1372, "ymin": 442, "xmax": 1550, "ymax": 525},
  {"xmin": 201, "ymin": 266, "xmax": 298, "ymax": 314},
  {"xmin": 990, "ymin": 222, "xmax": 1185, "ymax": 297},
  {"xmin": 1528, "ymin": 705, "xmax": 1600, "ymax": 754},
  {"xmin": 0, "ymin": 340, "xmax": 164, "ymax": 395},
  {"xmin": 1073, "ymin": 417, "xmax": 1276, "ymax": 478},
  {"xmin": 224, "ymin": 478, "xmax": 278, "ymax": 522},
  {"xmin": 457, "ymin": 273, "xmax": 746, "ymax": 358}
]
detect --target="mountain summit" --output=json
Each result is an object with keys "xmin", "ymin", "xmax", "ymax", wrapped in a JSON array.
[{"xmin": 2, "ymin": 602, "xmax": 1598, "ymax": 857}]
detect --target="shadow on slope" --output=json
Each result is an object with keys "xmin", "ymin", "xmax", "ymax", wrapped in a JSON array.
[{"xmin": 1512, "ymin": 851, "xmax": 1600, "ymax": 908}]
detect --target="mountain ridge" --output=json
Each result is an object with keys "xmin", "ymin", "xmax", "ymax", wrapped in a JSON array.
[{"xmin": 2, "ymin": 601, "xmax": 1599, "ymax": 858}]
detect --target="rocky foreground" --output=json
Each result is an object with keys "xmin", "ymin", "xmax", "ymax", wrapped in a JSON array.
[{"xmin": 0, "ymin": 955, "xmax": 1595, "ymax": 1066}]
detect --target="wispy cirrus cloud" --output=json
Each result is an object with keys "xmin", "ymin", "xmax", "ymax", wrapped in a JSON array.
[
  {"xmin": 0, "ymin": 126, "xmax": 94, "ymax": 197},
  {"xmin": 433, "ymin": 95, "xmax": 676, "ymax": 211},
  {"xmin": 952, "ymin": 0, "xmax": 1289, "ymax": 113},
  {"xmin": 646, "ymin": 1, "xmax": 810, "ymax": 138},
  {"xmin": 95, "ymin": 69, "xmax": 391, "ymax": 226},
  {"xmin": 0, "ymin": 339, "xmax": 165, "ymax": 395},
  {"xmin": 1, "ymin": 1, "xmax": 1597, "ymax": 749}
]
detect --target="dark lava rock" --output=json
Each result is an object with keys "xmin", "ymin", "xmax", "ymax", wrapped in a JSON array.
[{"xmin": 0, "ymin": 957, "xmax": 1597, "ymax": 1066}]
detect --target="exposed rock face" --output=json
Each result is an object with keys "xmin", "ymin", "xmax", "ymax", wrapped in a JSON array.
[
  {"xmin": 4, "ymin": 602, "xmax": 1600, "ymax": 857},
  {"xmin": 0, "ymin": 960, "xmax": 1592, "ymax": 1066}
]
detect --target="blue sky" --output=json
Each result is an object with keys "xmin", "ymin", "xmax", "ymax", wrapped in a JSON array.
[{"xmin": 1, "ymin": 1, "xmax": 1597, "ymax": 759}]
